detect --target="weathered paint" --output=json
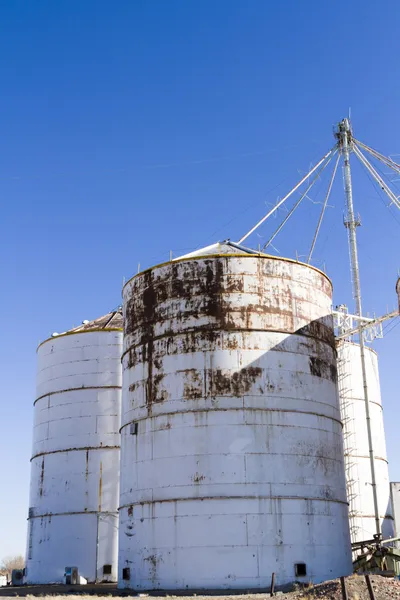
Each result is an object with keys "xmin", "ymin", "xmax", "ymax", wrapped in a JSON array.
[
  {"xmin": 119, "ymin": 254, "xmax": 352, "ymax": 590},
  {"xmin": 337, "ymin": 341, "xmax": 394, "ymax": 544},
  {"xmin": 25, "ymin": 319, "xmax": 122, "ymax": 585}
]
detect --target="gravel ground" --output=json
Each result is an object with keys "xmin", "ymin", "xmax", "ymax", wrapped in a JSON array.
[{"xmin": 290, "ymin": 574, "xmax": 400, "ymax": 598}]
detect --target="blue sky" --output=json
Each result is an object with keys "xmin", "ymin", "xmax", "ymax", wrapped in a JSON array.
[{"xmin": 1, "ymin": 1, "xmax": 399, "ymax": 558}]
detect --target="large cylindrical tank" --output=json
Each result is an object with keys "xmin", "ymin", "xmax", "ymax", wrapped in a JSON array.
[
  {"xmin": 337, "ymin": 341, "xmax": 394, "ymax": 544},
  {"xmin": 119, "ymin": 244, "xmax": 352, "ymax": 590},
  {"xmin": 25, "ymin": 310, "xmax": 123, "ymax": 584}
]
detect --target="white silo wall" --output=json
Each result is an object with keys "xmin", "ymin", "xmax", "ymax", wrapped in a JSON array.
[
  {"xmin": 118, "ymin": 252, "xmax": 352, "ymax": 590},
  {"xmin": 25, "ymin": 321, "xmax": 122, "ymax": 584},
  {"xmin": 337, "ymin": 341, "xmax": 394, "ymax": 544},
  {"xmin": 390, "ymin": 483, "xmax": 400, "ymax": 542}
]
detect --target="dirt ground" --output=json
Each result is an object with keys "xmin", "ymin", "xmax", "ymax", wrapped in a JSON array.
[{"xmin": 1, "ymin": 575, "xmax": 400, "ymax": 599}]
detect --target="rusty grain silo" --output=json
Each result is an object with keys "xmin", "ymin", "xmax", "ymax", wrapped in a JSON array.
[
  {"xmin": 337, "ymin": 341, "xmax": 394, "ymax": 544},
  {"xmin": 25, "ymin": 310, "xmax": 123, "ymax": 584},
  {"xmin": 118, "ymin": 242, "xmax": 352, "ymax": 590}
]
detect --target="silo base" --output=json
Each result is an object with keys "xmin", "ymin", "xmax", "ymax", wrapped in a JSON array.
[
  {"xmin": 26, "ymin": 513, "xmax": 118, "ymax": 584},
  {"xmin": 118, "ymin": 497, "xmax": 352, "ymax": 590}
]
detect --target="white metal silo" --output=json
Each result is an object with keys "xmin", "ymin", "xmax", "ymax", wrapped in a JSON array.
[
  {"xmin": 25, "ymin": 310, "xmax": 123, "ymax": 584},
  {"xmin": 118, "ymin": 242, "xmax": 352, "ymax": 590},
  {"xmin": 337, "ymin": 341, "xmax": 394, "ymax": 544}
]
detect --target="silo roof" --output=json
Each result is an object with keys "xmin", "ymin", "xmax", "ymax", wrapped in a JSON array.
[
  {"xmin": 65, "ymin": 309, "xmax": 123, "ymax": 333},
  {"xmin": 175, "ymin": 240, "xmax": 268, "ymax": 259},
  {"xmin": 123, "ymin": 240, "xmax": 332, "ymax": 290},
  {"xmin": 37, "ymin": 308, "xmax": 123, "ymax": 350}
]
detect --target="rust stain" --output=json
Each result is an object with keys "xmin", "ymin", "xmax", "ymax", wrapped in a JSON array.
[
  {"xmin": 182, "ymin": 368, "xmax": 203, "ymax": 400},
  {"xmin": 98, "ymin": 461, "xmax": 103, "ymax": 512},
  {"xmin": 208, "ymin": 366, "xmax": 262, "ymax": 397},
  {"xmin": 225, "ymin": 276, "xmax": 245, "ymax": 293},
  {"xmin": 128, "ymin": 505, "xmax": 133, "ymax": 516},
  {"xmin": 143, "ymin": 553, "xmax": 162, "ymax": 583},
  {"xmin": 85, "ymin": 450, "xmax": 89, "ymax": 481},
  {"xmin": 39, "ymin": 457, "xmax": 45, "ymax": 497},
  {"xmin": 298, "ymin": 320, "xmax": 335, "ymax": 349},
  {"xmin": 192, "ymin": 472, "xmax": 205, "ymax": 483},
  {"xmin": 309, "ymin": 356, "xmax": 337, "ymax": 382},
  {"xmin": 124, "ymin": 257, "xmax": 336, "ymax": 415}
]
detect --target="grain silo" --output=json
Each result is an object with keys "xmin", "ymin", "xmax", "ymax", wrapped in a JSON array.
[
  {"xmin": 118, "ymin": 242, "xmax": 352, "ymax": 590},
  {"xmin": 25, "ymin": 310, "xmax": 123, "ymax": 584},
  {"xmin": 337, "ymin": 341, "xmax": 394, "ymax": 544}
]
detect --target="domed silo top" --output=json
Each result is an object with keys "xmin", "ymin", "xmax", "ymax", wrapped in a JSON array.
[
  {"xmin": 174, "ymin": 240, "xmax": 266, "ymax": 258},
  {"xmin": 38, "ymin": 308, "xmax": 123, "ymax": 349}
]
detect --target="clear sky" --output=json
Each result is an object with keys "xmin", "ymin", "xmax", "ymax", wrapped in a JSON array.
[{"xmin": 1, "ymin": 1, "xmax": 399, "ymax": 558}]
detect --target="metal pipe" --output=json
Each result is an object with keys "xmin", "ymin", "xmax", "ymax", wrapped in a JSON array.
[
  {"xmin": 337, "ymin": 118, "xmax": 381, "ymax": 539},
  {"xmin": 270, "ymin": 572, "xmax": 276, "ymax": 596},
  {"xmin": 381, "ymin": 535, "xmax": 400, "ymax": 545},
  {"xmin": 340, "ymin": 576, "xmax": 349, "ymax": 600},
  {"xmin": 334, "ymin": 309, "xmax": 398, "ymax": 341},
  {"xmin": 365, "ymin": 574, "xmax": 376, "ymax": 600}
]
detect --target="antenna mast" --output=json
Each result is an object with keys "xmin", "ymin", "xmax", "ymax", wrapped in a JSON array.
[{"xmin": 336, "ymin": 118, "xmax": 381, "ymax": 541}]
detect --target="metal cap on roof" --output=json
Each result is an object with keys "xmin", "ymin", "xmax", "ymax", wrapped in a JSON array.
[{"xmin": 175, "ymin": 240, "xmax": 266, "ymax": 260}]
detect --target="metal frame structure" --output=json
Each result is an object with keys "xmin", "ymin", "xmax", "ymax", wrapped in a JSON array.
[
  {"xmin": 238, "ymin": 119, "xmax": 400, "ymax": 557},
  {"xmin": 337, "ymin": 119, "xmax": 381, "ymax": 540}
]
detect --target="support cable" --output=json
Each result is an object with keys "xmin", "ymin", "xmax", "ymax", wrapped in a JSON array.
[
  {"xmin": 355, "ymin": 138, "xmax": 400, "ymax": 176},
  {"xmin": 261, "ymin": 151, "xmax": 336, "ymax": 251},
  {"xmin": 370, "ymin": 161, "xmax": 400, "ymax": 227},
  {"xmin": 383, "ymin": 316, "xmax": 400, "ymax": 337},
  {"xmin": 308, "ymin": 152, "xmax": 340, "ymax": 263},
  {"xmin": 237, "ymin": 145, "xmax": 337, "ymax": 244},
  {"xmin": 353, "ymin": 144, "xmax": 400, "ymax": 210},
  {"xmin": 358, "ymin": 155, "xmax": 400, "ymax": 229}
]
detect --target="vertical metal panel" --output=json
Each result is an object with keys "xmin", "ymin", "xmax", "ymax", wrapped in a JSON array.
[
  {"xmin": 26, "ymin": 327, "xmax": 122, "ymax": 584},
  {"xmin": 119, "ymin": 255, "xmax": 352, "ymax": 590},
  {"xmin": 337, "ymin": 341, "xmax": 394, "ymax": 543}
]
